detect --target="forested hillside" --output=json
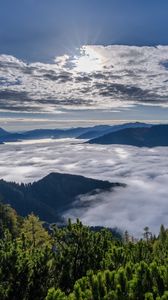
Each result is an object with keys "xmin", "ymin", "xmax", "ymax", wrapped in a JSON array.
[
  {"xmin": 0, "ymin": 173, "xmax": 122, "ymax": 223},
  {"xmin": 0, "ymin": 202, "xmax": 168, "ymax": 300}
]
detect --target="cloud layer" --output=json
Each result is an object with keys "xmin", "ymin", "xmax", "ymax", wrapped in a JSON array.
[
  {"xmin": 1, "ymin": 45, "xmax": 168, "ymax": 113},
  {"xmin": 1, "ymin": 138, "xmax": 168, "ymax": 236}
]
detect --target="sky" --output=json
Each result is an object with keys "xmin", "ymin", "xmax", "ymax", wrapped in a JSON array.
[{"xmin": 0, "ymin": 0, "xmax": 168, "ymax": 129}]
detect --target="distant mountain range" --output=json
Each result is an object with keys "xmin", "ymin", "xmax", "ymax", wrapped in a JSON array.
[
  {"xmin": 0, "ymin": 127, "xmax": 90, "ymax": 143},
  {"xmin": 88, "ymin": 124, "xmax": 168, "ymax": 147},
  {"xmin": 77, "ymin": 122, "xmax": 152, "ymax": 139},
  {"xmin": 0, "ymin": 173, "xmax": 124, "ymax": 223},
  {"xmin": 1, "ymin": 122, "xmax": 168, "ymax": 147},
  {"xmin": 0, "ymin": 122, "xmax": 152, "ymax": 143}
]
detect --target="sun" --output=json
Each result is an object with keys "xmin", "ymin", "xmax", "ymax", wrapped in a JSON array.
[{"xmin": 74, "ymin": 45, "xmax": 103, "ymax": 73}]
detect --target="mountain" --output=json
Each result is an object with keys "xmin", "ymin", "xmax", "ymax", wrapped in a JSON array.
[
  {"xmin": 0, "ymin": 126, "xmax": 106, "ymax": 142},
  {"xmin": 76, "ymin": 125, "xmax": 112, "ymax": 139},
  {"xmin": 0, "ymin": 127, "xmax": 89, "ymax": 142},
  {"xmin": 77, "ymin": 122, "xmax": 152, "ymax": 140},
  {"xmin": 22, "ymin": 129, "xmax": 64, "ymax": 139},
  {"xmin": 22, "ymin": 127, "xmax": 91, "ymax": 139},
  {"xmin": 0, "ymin": 127, "xmax": 10, "ymax": 137},
  {"xmin": 0, "ymin": 127, "xmax": 24, "ymax": 143},
  {"xmin": 0, "ymin": 133, "xmax": 25, "ymax": 143},
  {"xmin": 21, "ymin": 126, "xmax": 112, "ymax": 140},
  {"xmin": 0, "ymin": 173, "xmax": 124, "ymax": 223},
  {"xmin": 88, "ymin": 124, "xmax": 168, "ymax": 147},
  {"xmin": 0, "ymin": 127, "xmax": 17, "ymax": 143},
  {"xmin": 0, "ymin": 123, "xmax": 152, "ymax": 143}
]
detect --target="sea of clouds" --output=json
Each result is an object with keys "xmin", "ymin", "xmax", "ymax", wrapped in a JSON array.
[{"xmin": 0, "ymin": 138, "xmax": 168, "ymax": 236}]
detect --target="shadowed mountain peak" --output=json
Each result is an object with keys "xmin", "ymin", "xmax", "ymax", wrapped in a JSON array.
[
  {"xmin": 0, "ymin": 172, "xmax": 124, "ymax": 223},
  {"xmin": 88, "ymin": 124, "xmax": 168, "ymax": 147}
]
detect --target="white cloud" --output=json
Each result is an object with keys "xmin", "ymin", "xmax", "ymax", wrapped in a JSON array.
[
  {"xmin": 1, "ymin": 45, "xmax": 168, "ymax": 113},
  {"xmin": 1, "ymin": 138, "xmax": 168, "ymax": 236}
]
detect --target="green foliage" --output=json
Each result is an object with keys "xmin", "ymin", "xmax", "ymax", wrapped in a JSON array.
[
  {"xmin": 0, "ymin": 202, "xmax": 21, "ymax": 238},
  {"xmin": 1, "ymin": 202, "xmax": 168, "ymax": 299},
  {"xmin": 51, "ymin": 218, "xmax": 113, "ymax": 291},
  {"xmin": 0, "ymin": 230, "xmax": 53, "ymax": 300},
  {"xmin": 46, "ymin": 288, "xmax": 67, "ymax": 300},
  {"xmin": 20, "ymin": 213, "xmax": 52, "ymax": 249}
]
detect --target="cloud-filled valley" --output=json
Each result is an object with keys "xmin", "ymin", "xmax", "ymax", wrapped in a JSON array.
[
  {"xmin": 0, "ymin": 138, "xmax": 168, "ymax": 236},
  {"xmin": 1, "ymin": 45, "xmax": 168, "ymax": 114}
]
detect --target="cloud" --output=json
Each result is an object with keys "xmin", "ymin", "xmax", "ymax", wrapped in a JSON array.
[
  {"xmin": 1, "ymin": 138, "xmax": 168, "ymax": 236},
  {"xmin": 1, "ymin": 45, "xmax": 168, "ymax": 113}
]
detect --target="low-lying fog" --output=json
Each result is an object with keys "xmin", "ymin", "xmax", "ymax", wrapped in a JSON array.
[{"xmin": 0, "ymin": 138, "xmax": 168, "ymax": 236}]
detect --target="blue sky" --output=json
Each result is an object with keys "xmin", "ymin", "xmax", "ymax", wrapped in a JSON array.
[
  {"xmin": 1, "ymin": 0, "xmax": 168, "ymax": 61},
  {"xmin": 0, "ymin": 0, "xmax": 168, "ymax": 128}
]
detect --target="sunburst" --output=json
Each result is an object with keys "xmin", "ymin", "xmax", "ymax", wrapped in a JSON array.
[{"xmin": 74, "ymin": 45, "xmax": 103, "ymax": 73}]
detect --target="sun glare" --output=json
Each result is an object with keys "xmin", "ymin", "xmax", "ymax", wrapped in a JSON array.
[{"xmin": 74, "ymin": 45, "xmax": 103, "ymax": 73}]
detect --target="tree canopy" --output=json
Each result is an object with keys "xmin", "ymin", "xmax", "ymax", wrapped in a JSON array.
[{"xmin": 0, "ymin": 202, "xmax": 168, "ymax": 300}]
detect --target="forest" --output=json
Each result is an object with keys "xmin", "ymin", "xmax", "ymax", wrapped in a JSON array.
[{"xmin": 0, "ymin": 201, "xmax": 168, "ymax": 300}]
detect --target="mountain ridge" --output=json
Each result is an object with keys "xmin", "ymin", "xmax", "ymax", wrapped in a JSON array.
[
  {"xmin": 0, "ymin": 172, "xmax": 124, "ymax": 223},
  {"xmin": 87, "ymin": 124, "xmax": 168, "ymax": 147},
  {"xmin": 0, "ymin": 122, "xmax": 153, "ymax": 143}
]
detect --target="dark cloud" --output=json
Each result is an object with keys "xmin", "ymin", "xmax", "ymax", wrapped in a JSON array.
[
  {"xmin": 0, "ymin": 90, "xmax": 30, "ymax": 101},
  {"xmin": 37, "ymin": 98, "xmax": 92, "ymax": 106},
  {"xmin": 0, "ymin": 90, "xmax": 42, "ymax": 112},
  {"xmin": 91, "ymin": 72, "xmax": 107, "ymax": 79},
  {"xmin": 0, "ymin": 77, "xmax": 21, "ymax": 87},
  {"xmin": 74, "ymin": 75, "xmax": 91, "ymax": 82},
  {"xmin": 43, "ymin": 72, "xmax": 72, "ymax": 83},
  {"xmin": 93, "ymin": 82, "xmax": 168, "ymax": 104}
]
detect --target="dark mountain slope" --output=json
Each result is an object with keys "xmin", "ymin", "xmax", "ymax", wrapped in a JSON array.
[
  {"xmin": 0, "ymin": 173, "xmax": 123, "ymax": 223},
  {"xmin": 22, "ymin": 127, "xmax": 91, "ymax": 139},
  {"xmin": 77, "ymin": 122, "xmax": 152, "ymax": 140},
  {"xmin": 77, "ymin": 125, "xmax": 112, "ymax": 139},
  {"xmin": 88, "ymin": 124, "xmax": 168, "ymax": 147},
  {"xmin": 0, "ymin": 128, "xmax": 17, "ymax": 143},
  {"xmin": 0, "ymin": 127, "xmax": 10, "ymax": 137}
]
